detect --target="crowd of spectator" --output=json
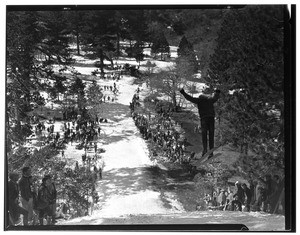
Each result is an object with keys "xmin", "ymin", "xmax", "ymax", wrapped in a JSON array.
[
  {"xmin": 8, "ymin": 167, "xmax": 57, "ymax": 226},
  {"xmin": 12, "ymin": 107, "xmax": 108, "ymax": 226},
  {"xmin": 201, "ymin": 175, "xmax": 284, "ymax": 214},
  {"xmin": 130, "ymin": 93, "xmax": 195, "ymax": 166}
]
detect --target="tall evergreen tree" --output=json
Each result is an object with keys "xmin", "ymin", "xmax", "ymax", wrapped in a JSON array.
[
  {"xmin": 207, "ymin": 5, "xmax": 285, "ymax": 179},
  {"xmin": 123, "ymin": 10, "xmax": 149, "ymax": 43},
  {"xmin": 52, "ymin": 75, "xmax": 67, "ymax": 101},
  {"xmin": 7, "ymin": 10, "xmax": 72, "ymax": 148},
  {"xmin": 68, "ymin": 76, "xmax": 86, "ymax": 110},
  {"xmin": 176, "ymin": 9, "xmax": 226, "ymax": 78},
  {"xmin": 132, "ymin": 41, "xmax": 145, "ymax": 68},
  {"xmin": 80, "ymin": 10, "xmax": 117, "ymax": 74},
  {"xmin": 151, "ymin": 32, "xmax": 170, "ymax": 61},
  {"xmin": 64, "ymin": 10, "xmax": 86, "ymax": 55},
  {"xmin": 177, "ymin": 36, "xmax": 194, "ymax": 57},
  {"xmin": 177, "ymin": 36, "xmax": 198, "ymax": 72}
]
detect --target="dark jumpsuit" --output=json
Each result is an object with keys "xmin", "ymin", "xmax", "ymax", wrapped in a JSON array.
[{"xmin": 180, "ymin": 89, "xmax": 220, "ymax": 155}]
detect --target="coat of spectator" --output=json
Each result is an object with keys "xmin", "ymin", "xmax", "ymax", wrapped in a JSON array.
[
  {"xmin": 18, "ymin": 167, "xmax": 33, "ymax": 223},
  {"xmin": 8, "ymin": 172, "xmax": 28, "ymax": 226}
]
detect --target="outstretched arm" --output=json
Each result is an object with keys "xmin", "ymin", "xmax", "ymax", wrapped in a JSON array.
[
  {"xmin": 179, "ymin": 89, "xmax": 199, "ymax": 104},
  {"xmin": 211, "ymin": 89, "xmax": 221, "ymax": 103}
]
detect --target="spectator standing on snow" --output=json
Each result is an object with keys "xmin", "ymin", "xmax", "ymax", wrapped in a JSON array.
[
  {"xmin": 223, "ymin": 190, "xmax": 234, "ymax": 211},
  {"xmin": 94, "ymin": 142, "xmax": 97, "ymax": 153},
  {"xmin": 29, "ymin": 175, "xmax": 39, "ymax": 225},
  {"xmin": 231, "ymin": 181, "xmax": 244, "ymax": 211},
  {"xmin": 217, "ymin": 189, "xmax": 227, "ymax": 207},
  {"xmin": 249, "ymin": 180, "xmax": 256, "ymax": 205},
  {"xmin": 18, "ymin": 167, "xmax": 34, "ymax": 224},
  {"xmin": 75, "ymin": 161, "xmax": 79, "ymax": 172},
  {"xmin": 44, "ymin": 175, "xmax": 57, "ymax": 224},
  {"xmin": 267, "ymin": 175, "xmax": 281, "ymax": 212},
  {"xmin": 36, "ymin": 177, "xmax": 53, "ymax": 225},
  {"xmin": 259, "ymin": 175, "xmax": 273, "ymax": 201},
  {"xmin": 179, "ymin": 88, "xmax": 221, "ymax": 157},
  {"xmin": 82, "ymin": 154, "xmax": 87, "ymax": 164},
  {"xmin": 97, "ymin": 157, "xmax": 105, "ymax": 179},
  {"xmin": 242, "ymin": 183, "xmax": 252, "ymax": 212},
  {"xmin": 254, "ymin": 178, "xmax": 267, "ymax": 211},
  {"xmin": 8, "ymin": 172, "xmax": 29, "ymax": 226}
]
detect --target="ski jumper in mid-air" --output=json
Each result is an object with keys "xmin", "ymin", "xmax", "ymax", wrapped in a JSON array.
[{"xmin": 180, "ymin": 88, "xmax": 221, "ymax": 158}]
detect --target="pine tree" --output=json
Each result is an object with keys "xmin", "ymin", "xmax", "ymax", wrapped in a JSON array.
[
  {"xmin": 174, "ymin": 9, "xmax": 226, "ymax": 78},
  {"xmin": 151, "ymin": 32, "xmax": 170, "ymax": 61},
  {"xmin": 177, "ymin": 36, "xmax": 193, "ymax": 57},
  {"xmin": 86, "ymin": 81, "xmax": 103, "ymax": 118},
  {"xmin": 207, "ymin": 5, "xmax": 285, "ymax": 179},
  {"xmin": 53, "ymin": 75, "xmax": 67, "ymax": 101},
  {"xmin": 6, "ymin": 10, "xmax": 72, "ymax": 148},
  {"xmin": 68, "ymin": 76, "xmax": 86, "ymax": 110},
  {"xmin": 177, "ymin": 36, "xmax": 198, "ymax": 72},
  {"xmin": 64, "ymin": 10, "xmax": 86, "ymax": 55},
  {"xmin": 132, "ymin": 41, "xmax": 145, "ymax": 68},
  {"xmin": 80, "ymin": 10, "xmax": 117, "ymax": 75},
  {"xmin": 123, "ymin": 10, "xmax": 150, "ymax": 43}
]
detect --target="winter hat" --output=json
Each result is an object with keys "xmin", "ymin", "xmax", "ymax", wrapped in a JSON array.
[
  {"xmin": 9, "ymin": 171, "xmax": 19, "ymax": 180},
  {"xmin": 42, "ymin": 177, "xmax": 51, "ymax": 183},
  {"xmin": 44, "ymin": 174, "xmax": 52, "ymax": 179}
]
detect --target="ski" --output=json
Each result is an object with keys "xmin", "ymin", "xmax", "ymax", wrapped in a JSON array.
[
  {"xmin": 191, "ymin": 145, "xmax": 222, "ymax": 166},
  {"xmin": 201, "ymin": 152, "xmax": 222, "ymax": 165}
]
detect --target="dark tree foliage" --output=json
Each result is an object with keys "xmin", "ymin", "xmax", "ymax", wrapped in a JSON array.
[
  {"xmin": 6, "ymin": 11, "xmax": 72, "ymax": 149},
  {"xmin": 122, "ymin": 10, "xmax": 150, "ymax": 43},
  {"xmin": 7, "ymin": 12, "xmax": 40, "ymax": 129},
  {"xmin": 173, "ymin": 9, "xmax": 226, "ymax": 78},
  {"xmin": 132, "ymin": 41, "xmax": 145, "ymax": 68},
  {"xmin": 207, "ymin": 5, "xmax": 285, "ymax": 179},
  {"xmin": 151, "ymin": 32, "xmax": 170, "ymax": 60},
  {"xmin": 146, "ymin": 9, "xmax": 187, "ymax": 36},
  {"xmin": 177, "ymin": 36, "xmax": 198, "ymax": 72},
  {"xmin": 35, "ymin": 11, "xmax": 73, "ymax": 66},
  {"xmin": 50, "ymin": 75, "xmax": 67, "ymax": 101},
  {"xmin": 64, "ymin": 10, "xmax": 87, "ymax": 55},
  {"xmin": 80, "ymin": 10, "xmax": 117, "ymax": 74},
  {"xmin": 110, "ymin": 10, "xmax": 128, "ymax": 57},
  {"xmin": 68, "ymin": 76, "xmax": 86, "ymax": 109},
  {"xmin": 86, "ymin": 81, "xmax": 103, "ymax": 109},
  {"xmin": 177, "ymin": 36, "xmax": 194, "ymax": 57}
]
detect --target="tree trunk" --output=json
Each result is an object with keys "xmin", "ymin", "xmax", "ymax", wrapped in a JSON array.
[
  {"xmin": 75, "ymin": 10, "xmax": 80, "ymax": 56},
  {"xmin": 99, "ymin": 52, "xmax": 105, "ymax": 75},
  {"xmin": 116, "ymin": 32, "xmax": 120, "ymax": 58},
  {"xmin": 76, "ymin": 31, "xmax": 80, "ymax": 55},
  {"xmin": 172, "ymin": 91, "xmax": 177, "ymax": 112},
  {"xmin": 77, "ymin": 94, "xmax": 83, "ymax": 110}
]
